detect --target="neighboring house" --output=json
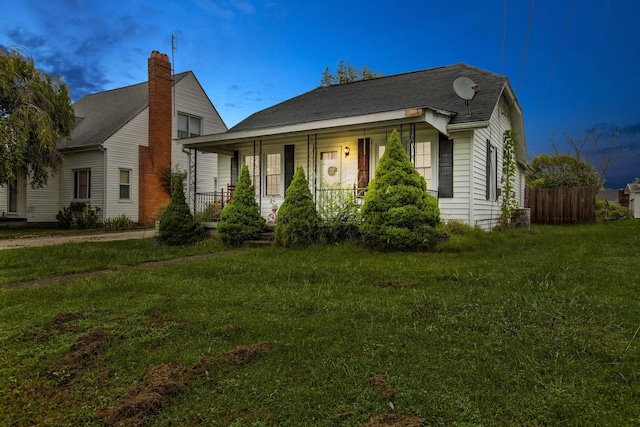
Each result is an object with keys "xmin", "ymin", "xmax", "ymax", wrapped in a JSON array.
[
  {"xmin": 0, "ymin": 51, "xmax": 226, "ymax": 225},
  {"xmin": 625, "ymin": 179, "xmax": 640, "ymax": 219},
  {"xmin": 182, "ymin": 63, "xmax": 527, "ymax": 230}
]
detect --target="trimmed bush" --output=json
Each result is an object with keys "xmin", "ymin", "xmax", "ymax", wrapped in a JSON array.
[
  {"xmin": 274, "ymin": 166, "xmax": 320, "ymax": 248},
  {"xmin": 56, "ymin": 202, "xmax": 101, "ymax": 229},
  {"xmin": 157, "ymin": 174, "xmax": 203, "ymax": 246},
  {"xmin": 217, "ymin": 164, "xmax": 265, "ymax": 247},
  {"xmin": 359, "ymin": 129, "xmax": 440, "ymax": 251}
]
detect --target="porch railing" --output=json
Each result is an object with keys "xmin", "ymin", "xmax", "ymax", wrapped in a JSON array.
[{"xmin": 194, "ymin": 186, "xmax": 438, "ymax": 221}]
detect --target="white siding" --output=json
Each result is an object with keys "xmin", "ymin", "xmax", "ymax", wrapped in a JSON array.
[
  {"xmin": 173, "ymin": 73, "xmax": 227, "ymax": 197},
  {"xmin": 103, "ymin": 108, "xmax": 148, "ymax": 222},
  {"xmin": 439, "ymin": 132, "xmax": 472, "ymax": 224},
  {"xmin": 26, "ymin": 172, "xmax": 61, "ymax": 222},
  {"xmin": 469, "ymin": 96, "xmax": 520, "ymax": 230},
  {"xmin": 59, "ymin": 149, "xmax": 105, "ymax": 220}
]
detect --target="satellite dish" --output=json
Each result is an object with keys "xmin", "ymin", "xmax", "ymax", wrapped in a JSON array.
[{"xmin": 453, "ymin": 77, "xmax": 479, "ymax": 117}]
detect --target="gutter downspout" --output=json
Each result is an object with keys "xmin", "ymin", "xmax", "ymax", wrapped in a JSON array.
[
  {"xmin": 99, "ymin": 143, "xmax": 107, "ymax": 221},
  {"xmin": 182, "ymin": 146, "xmax": 192, "ymax": 211}
]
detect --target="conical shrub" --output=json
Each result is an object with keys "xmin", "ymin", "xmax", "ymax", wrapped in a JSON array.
[
  {"xmin": 360, "ymin": 129, "xmax": 440, "ymax": 251},
  {"xmin": 217, "ymin": 163, "xmax": 265, "ymax": 247},
  {"xmin": 274, "ymin": 165, "xmax": 320, "ymax": 248},
  {"xmin": 157, "ymin": 174, "xmax": 203, "ymax": 246}
]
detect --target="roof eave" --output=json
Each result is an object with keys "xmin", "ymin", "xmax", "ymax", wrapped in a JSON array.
[{"xmin": 182, "ymin": 108, "xmax": 454, "ymax": 152}]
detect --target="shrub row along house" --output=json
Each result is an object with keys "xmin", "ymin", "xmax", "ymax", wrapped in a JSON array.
[
  {"xmin": 0, "ymin": 51, "xmax": 226, "ymax": 226},
  {"xmin": 183, "ymin": 63, "xmax": 527, "ymax": 230},
  {"xmin": 1, "ymin": 53, "xmax": 527, "ymax": 230}
]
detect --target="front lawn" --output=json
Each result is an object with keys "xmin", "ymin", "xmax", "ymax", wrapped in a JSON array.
[{"xmin": 0, "ymin": 221, "xmax": 638, "ymax": 425}]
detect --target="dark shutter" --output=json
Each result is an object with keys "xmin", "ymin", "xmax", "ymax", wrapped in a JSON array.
[
  {"xmin": 231, "ymin": 150, "xmax": 239, "ymax": 185},
  {"xmin": 438, "ymin": 134, "xmax": 453, "ymax": 198},
  {"xmin": 284, "ymin": 144, "xmax": 295, "ymax": 191},
  {"xmin": 357, "ymin": 138, "xmax": 370, "ymax": 189},
  {"xmin": 485, "ymin": 140, "xmax": 491, "ymax": 200}
]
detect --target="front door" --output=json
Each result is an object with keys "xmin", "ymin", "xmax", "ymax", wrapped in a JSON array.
[{"xmin": 320, "ymin": 150, "xmax": 339, "ymax": 188}]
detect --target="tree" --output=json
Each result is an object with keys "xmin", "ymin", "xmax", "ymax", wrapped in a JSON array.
[
  {"xmin": 274, "ymin": 165, "xmax": 320, "ymax": 248},
  {"xmin": 526, "ymin": 153, "xmax": 599, "ymax": 189},
  {"xmin": 320, "ymin": 60, "xmax": 382, "ymax": 86},
  {"xmin": 532, "ymin": 127, "xmax": 635, "ymax": 189},
  {"xmin": 157, "ymin": 174, "xmax": 203, "ymax": 246},
  {"xmin": 0, "ymin": 48, "xmax": 75, "ymax": 188},
  {"xmin": 359, "ymin": 130, "xmax": 440, "ymax": 251},
  {"xmin": 216, "ymin": 164, "xmax": 265, "ymax": 247}
]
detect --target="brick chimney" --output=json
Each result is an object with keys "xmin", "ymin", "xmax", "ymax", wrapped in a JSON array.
[{"xmin": 139, "ymin": 51, "xmax": 172, "ymax": 226}]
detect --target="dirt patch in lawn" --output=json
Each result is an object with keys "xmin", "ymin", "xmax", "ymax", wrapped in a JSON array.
[
  {"xmin": 96, "ymin": 362, "xmax": 189, "ymax": 427},
  {"xmin": 219, "ymin": 341, "xmax": 273, "ymax": 368},
  {"xmin": 361, "ymin": 413, "xmax": 423, "ymax": 427},
  {"xmin": 369, "ymin": 374, "xmax": 397, "ymax": 400},
  {"xmin": 48, "ymin": 327, "xmax": 111, "ymax": 382},
  {"xmin": 96, "ymin": 341, "xmax": 273, "ymax": 426},
  {"xmin": 372, "ymin": 280, "xmax": 419, "ymax": 289}
]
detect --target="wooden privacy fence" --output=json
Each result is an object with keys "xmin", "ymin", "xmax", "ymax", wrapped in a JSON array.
[{"xmin": 525, "ymin": 186, "xmax": 597, "ymax": 225}]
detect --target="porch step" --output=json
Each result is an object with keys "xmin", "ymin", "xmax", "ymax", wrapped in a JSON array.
[
  {"xmin": 243, "ymin": 239, "xmax": 275, "ymax": 248},
  {"xmin": 242, "ymin": 223, "xmax": 276, "ymax": 247}
]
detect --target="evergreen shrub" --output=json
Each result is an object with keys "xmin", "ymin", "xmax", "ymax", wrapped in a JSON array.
[
  {"xmin": 274, "ymin": 165, "xmax": 320, "ymax": 248},
  {"xmin": 157, "ymin": 174, "xmax": 203, "ymax": 246},
  {"xmin": 56, "ymin": 202, "xmax": 101, "ymax": 229},
  {"xmin": 359, "ymin": 129, "xmax": 440, "ymax": 251},
  {"xmin": 217, "ymin": 164, "xmax": 265, "ymax": 247}
]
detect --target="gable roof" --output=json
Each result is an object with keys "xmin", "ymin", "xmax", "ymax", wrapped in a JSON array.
[
  {"xmin": 60, "ymin": 71, "xmax": 190, "ymax": 150},
  {"xmin": 230, "ymin": 63, "xmax": 511, "ymax": 133},
  {"xmin": 625, "ymin": 180, "xmax": 640, "ymax": 194}
]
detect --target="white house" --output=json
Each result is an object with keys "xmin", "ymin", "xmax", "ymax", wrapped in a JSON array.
[
  {"xmin": 0, "ymin": 51, "xmax": 226, "ymax": 226},
  {"xmin": 625, "ymin": 179, "xmax": 640, "ymax": 219},
  {"xmin": 182, "ymin": 63, "xmax": 527, "ymax": 230}
]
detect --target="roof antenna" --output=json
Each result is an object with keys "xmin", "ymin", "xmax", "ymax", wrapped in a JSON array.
[{"xmin": 453, "ymin": 76, "xmax": 479, "ymax": 117}]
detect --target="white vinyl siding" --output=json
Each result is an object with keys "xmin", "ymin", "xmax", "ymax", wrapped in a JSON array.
[
  {"xmin": 60, "ymin": 149, "xmax": 105, "ymax": 220},
  {"xmin": 173, "ymin": 73, "xmax": 227, "ymax": 196},
  {"xmin": 103, "ymin": 107, "xmax": 148, "ymax": 222}
]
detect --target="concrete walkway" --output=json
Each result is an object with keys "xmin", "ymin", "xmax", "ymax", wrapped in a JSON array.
[{"xmin": 0, "ymin": 229, "xmax": 156, "ymax": 250}]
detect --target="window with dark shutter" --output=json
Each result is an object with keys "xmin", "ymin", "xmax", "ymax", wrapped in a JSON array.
[
  {"xmin": 438, "ymin": 135, "xmax": 453, "ymax": 198},
  {"xmin": 486, "ymin": 140, "xmax": 491, "ymax": 200},
  {"xmin": 231, "ymin": 151, "xmax": 239, "ymax": 185},
  {"xmin": 284, "ymin": 144, "xmax": 295, "ymax": 191},
  {"xmin": 357, "ymin": 138, "xmax": 370, "ymax": 189}
]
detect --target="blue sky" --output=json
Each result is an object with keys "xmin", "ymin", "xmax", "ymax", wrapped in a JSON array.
[{"xmin": 2, "ymin": 0, "xmax": 639, "ymax": 188}]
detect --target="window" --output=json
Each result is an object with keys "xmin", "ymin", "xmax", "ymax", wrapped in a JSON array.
[
  {"xmin": 177, "ymin": 113, "xmax": 202, "ymax": 139},
  {"xmin": 74, "ymin": 169, "xmax": 91, "ymax": 199},
  {"xmin": 119, "ymin": 169, "xmax": 131, "ymax": 200},
  {"xmin": 244, "ymin": 155, "xmax": 260, "ymax": 195},
  {"xmin": 265, "ymin": 153, "xmax": 281, "ymax": 196},
  {"xmin": 415, "ymin": 141, "xmax": 432, "ymax": 189}
]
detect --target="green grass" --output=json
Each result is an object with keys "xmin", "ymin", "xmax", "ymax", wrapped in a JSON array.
[
  {"xmin": 0, "ymin": 238, "xmax": 226, "ymax": 284},
  {"xmin": 0, "ymin": 221, "xmax": 639, "ymax": 425}
]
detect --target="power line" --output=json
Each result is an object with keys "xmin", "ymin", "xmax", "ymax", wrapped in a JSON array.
[
  {"xmin": 517, "ymin": 0, "xmax": 535, "ymax": 96},
  {"xmin": 537, "ymin": 0, "xmax": 574, "ymax": 117},
  {"xmin": 501, "ymin": 0, "xmax": 507, "ymax": 78}
]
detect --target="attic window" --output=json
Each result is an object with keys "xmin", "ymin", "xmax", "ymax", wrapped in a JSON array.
[{"xmin": 178, "ymin": 113, "xmax": 202, "ymax": 138}]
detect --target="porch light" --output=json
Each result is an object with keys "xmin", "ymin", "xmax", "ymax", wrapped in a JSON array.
[{"xmin": 343, "ymin": 146, "xmax": 350, "ymax": 156}]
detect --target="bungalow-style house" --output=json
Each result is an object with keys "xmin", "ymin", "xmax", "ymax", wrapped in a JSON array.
[
  {"xmin": 625, "ymin": 179, "xmax": 640, "ymax": 219},
  {"xmin": 182, "ymin": 63, "xmax": 526, "ymax": 229},
  {"xmin": 0, "ymin": 51, "xmax": 226, "ymax": 226}
]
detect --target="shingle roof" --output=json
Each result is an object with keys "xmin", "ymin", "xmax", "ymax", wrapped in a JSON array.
[
  {"xmin": 230, "ymin": 63, "xmax": 509, "ymax": 133},
  {"xmin": 60, "ymin": 72, "xmax": 190, "ymax": 150}
]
